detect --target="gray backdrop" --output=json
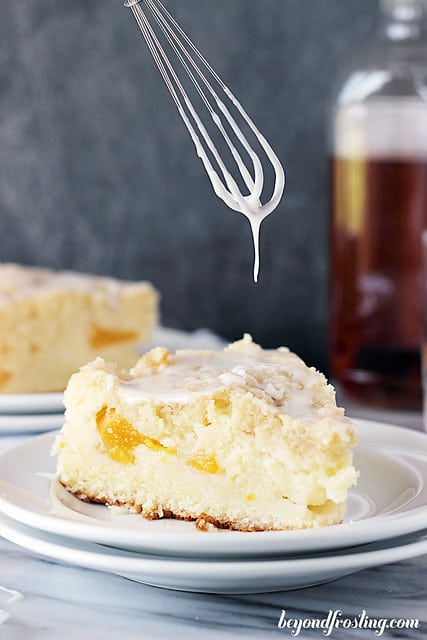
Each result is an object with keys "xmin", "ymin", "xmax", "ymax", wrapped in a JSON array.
[{"xmin": 0, "ymin": 1, "xmax": 377, "ymax": 371}]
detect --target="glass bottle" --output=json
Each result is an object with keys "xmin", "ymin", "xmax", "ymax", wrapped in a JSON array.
[{"xmin": 330, "ymin": 0, "xmax": 427, "ymax": 410}]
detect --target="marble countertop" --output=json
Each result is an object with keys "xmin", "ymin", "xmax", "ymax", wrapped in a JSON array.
[{"xmin": 1, "ymin": 409, "xmax": 426, "ymax": 640}]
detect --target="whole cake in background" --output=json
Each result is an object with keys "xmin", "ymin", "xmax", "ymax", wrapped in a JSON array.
[
  {"xmin": 0, "ymin": 263, "xmax": 159, "ymax": 394},
  {"xmin": 54, "ymin": 335, "xmax": 358, "ymax": 532}
]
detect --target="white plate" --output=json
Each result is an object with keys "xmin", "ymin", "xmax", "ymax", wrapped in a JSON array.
[
  {"xmin": 0, "ymin": 513, "xmax": 426, "ymax": 594},
  {"xmin": 0, "ymin": 413, "xmax": 64, "ymax": 434},
  {"xmin": 1, "ymin": 420, "xmax": 427, "ymax": 557},
  {"xmin": 0, "ymin": 392, "xmax": 64, "ymax": 416}
]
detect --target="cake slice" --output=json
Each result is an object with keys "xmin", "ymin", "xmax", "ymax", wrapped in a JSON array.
[
  {"xmin": 0, "ymin": 263, "xmax": 159, "ymax": 393},
  {"xmin": 54, "ymin": 335, "xmax": 358, "ymax": 531}
]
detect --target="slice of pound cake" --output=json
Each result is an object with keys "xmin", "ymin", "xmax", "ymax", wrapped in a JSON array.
[
  {"xmin": 54, "ymin": 335, "xmax": 358, "ymax": 531},
  {"xmin": 0, "ymin": 264, "xmax": 159, "ymax": 393}
]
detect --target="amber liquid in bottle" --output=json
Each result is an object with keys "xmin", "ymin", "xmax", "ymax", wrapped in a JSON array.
[{"xmin": 330, "ymin": 155, "xmax": 427, "ymax": 410}]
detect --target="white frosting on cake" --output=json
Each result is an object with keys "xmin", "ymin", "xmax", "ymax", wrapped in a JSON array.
[{"xmin": 116, "ymin": 335, "xmax": 347, "ymax": 423}]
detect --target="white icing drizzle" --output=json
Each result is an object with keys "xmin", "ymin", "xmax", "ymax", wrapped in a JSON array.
[
  {"xmin": 179, "ymin": 89, "xmax": 285, "ymax": 283},
  {"xmin": 118, "ymin": 340, "xmax": 345, "ymax": 422}
]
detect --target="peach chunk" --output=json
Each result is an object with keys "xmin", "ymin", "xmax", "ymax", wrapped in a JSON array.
[{"xmin": 96, "ymin": 406, "xmax": 175, "ymax": 464}]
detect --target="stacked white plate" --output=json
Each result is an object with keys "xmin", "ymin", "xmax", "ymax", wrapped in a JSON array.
[
  {"xmin": 0, "ymin": 392, "xmax": 64, "ymax": 436},
  {"xmin": 0, "ymin": 419, "xmax": 427, "ymax": 594}
]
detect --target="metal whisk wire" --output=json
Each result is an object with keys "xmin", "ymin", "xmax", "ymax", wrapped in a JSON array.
[{"xmin": 124, "ymin": 0, "xmax": 285, "ymax": 280}]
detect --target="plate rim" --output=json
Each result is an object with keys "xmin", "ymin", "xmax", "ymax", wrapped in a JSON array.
[
  {"xmin": 0, "ymin": 413, "xmax": 64, "ymax": 432},
  {"xmin": 0, "ymin": 512, "xmax": 426, "ymax": 594},
  {"xmin": 0, "ymin": 391, "xmax": 64, "ymax": 415}
]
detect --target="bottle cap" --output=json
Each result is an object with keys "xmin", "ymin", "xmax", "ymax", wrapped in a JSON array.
[{"xmin": 380, "ymin": 0, "xmax": 427, "ymax": 18}]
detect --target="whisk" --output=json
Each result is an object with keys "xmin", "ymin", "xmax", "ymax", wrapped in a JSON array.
[{"xmin": 123, "ymin": 0, "xmax": 285, "ymax": 282}]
